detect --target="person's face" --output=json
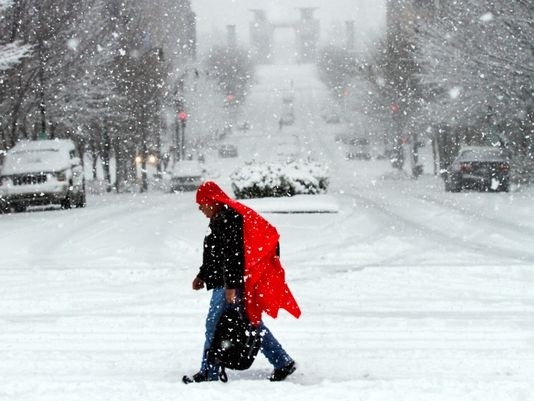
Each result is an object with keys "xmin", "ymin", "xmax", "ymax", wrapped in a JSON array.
[{"xmin": 198, "ymin": 203, "xmax": 220, "ymax": 219}]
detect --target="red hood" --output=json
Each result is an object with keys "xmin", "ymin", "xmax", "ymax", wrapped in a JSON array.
[{"xmin": 196, "ymin": 181, "xmax": 301, "ymax": 325}]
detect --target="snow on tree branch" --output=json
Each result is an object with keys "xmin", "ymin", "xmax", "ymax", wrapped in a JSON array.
[
  {"xmin": 0, "ymin": 42, "xmax": 32, "ymax": 72},
  {"xmin": 415, "ymin": 0, "xmax": 534, "ymax": 133},
  {"xmin": 0, "ymin": 0, "xmax": 12, "ymax": 10}
]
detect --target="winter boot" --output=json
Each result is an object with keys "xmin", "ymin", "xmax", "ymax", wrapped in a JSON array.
[{"xmin": 269, "ymin": 361, "xmax": 296, "ymax": 382}]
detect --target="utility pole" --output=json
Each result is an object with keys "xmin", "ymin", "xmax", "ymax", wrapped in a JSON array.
[
  {"xmin": 178, "ymin": 111, "xmax": 188, "ymax": 161},
  {"xmin": 175, "ymin": 100, "xmax": 182, "ymax": 162},
  {"xmin": 36, "ymin": 5, "xmax": 47, "ymax": 140},
  {"xmin": 174, "ymin": 75, "xmax": 185, "ymax": 162},
  {"xmin": 227, "ymin": 25, "xmax": 237, "ymax": 49},
  {"xmin": 345, "ymin": 20, "xmax": 355, "ymax": 51}
]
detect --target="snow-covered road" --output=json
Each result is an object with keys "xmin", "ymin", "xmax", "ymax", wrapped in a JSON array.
[{"xmin": 1, "ymin": 64, "xmax": 533, "ymax": 401}]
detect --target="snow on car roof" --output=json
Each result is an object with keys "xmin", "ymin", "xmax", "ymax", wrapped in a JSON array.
[
  {"xmin": 458, "ymin": 146, "xmax": 509, "ymax": 161},
  {"xmin": 458, "ymin": 146, "xmax": 506, "ymax": 160},
  {"xmin": 9, "ymin": 139, "xmax": 75, "ymax": 153},
  {"xmin": 171, "ymin": 160, "xmax": 204, "ymax": 177},
  {"xmin": 2, "ymin": 140, "xmax": 75, "ymax": 175}
]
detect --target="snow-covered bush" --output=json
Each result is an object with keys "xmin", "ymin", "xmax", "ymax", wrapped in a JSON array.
[{"xmin": 230, "ymin": 160, "xmax": 329, "ymax": 199}]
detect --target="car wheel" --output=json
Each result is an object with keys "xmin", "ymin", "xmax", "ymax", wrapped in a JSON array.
[
  {"xmin": 499, "ymin": 181, "xmax": 510, "ymax": 192},
  {"xmin": 445, "ymin": 179, "xmax": 461, "ymax": 192},
  {"xmin": 13, "ymin": 203, "xmax": 26, "ymax": 213},
  {"xmin": 61, "ymin": 194, "xmax": 71, "ymax": 209},
  {"xmin": 0, "ymin": 199, "xmax": 8, "ymax": 214}
]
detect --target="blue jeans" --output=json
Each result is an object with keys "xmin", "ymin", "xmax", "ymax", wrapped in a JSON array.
[{"xmin": 200, "ymin": 288, "xmax": 293, "ymax": 378}]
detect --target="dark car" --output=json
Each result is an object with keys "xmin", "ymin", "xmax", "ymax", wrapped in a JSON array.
[
  {"xmin": 323, "ymin": 113, "xmax": 341, "ymax": 124},
  {"xmin": 279, "ymin": 111, "xmax": 295, "ymax": 126},
  {"xmin": 443, "ymin": 146, "xmax": 511, "ymax": 192},
  {"xmin": 218, "ymin": 144, "xmax": 238, "ymax": 158},
  {"xmin": 346, "ymin": 137, "xmax": 371, "ymax": 160}
]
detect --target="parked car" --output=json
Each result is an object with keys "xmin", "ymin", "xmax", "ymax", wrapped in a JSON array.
[
  {"xmin": 443, "ymin": 146, "xmax": 511, "ymax": 192},
  {"xmin": 282, "ymin": 91, "xmax": 295, "ymax": 104},
  {"xmin": 236, "ymin": 120, "xmax": 251, "ymax": 131},
  {"xmin": 279, "ymin": 112, "xmax": 295, "ymax": 126},
  {"xmin": 346, "ymin": 137, "xmax": 372, "ymax": 160},
  {"xmin": 218, "ymin": 144, "xmax": 238, "ymax": 158},
  {"xmin": 0, "ymin": 139, "xmax": 86, "ymax": 212},
  {"xmin": 323, "ymin": 112, "xmax": 341, "ymax": 124},
  {"xmin": 170, "ymin": 160, "xmax": 205, "ymax": 192},
  {"xmin": 334, "ymin": 133, "xmax": 352, "ymax": 145}
]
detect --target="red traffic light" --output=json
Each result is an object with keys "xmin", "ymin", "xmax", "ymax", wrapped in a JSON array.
[{"xmin": 178, "ymin": 111, "xmax": 188, "ymax": 121}]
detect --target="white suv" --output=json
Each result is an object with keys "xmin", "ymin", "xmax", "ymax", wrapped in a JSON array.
[
  {"xmin": 170, "ymin": 160, "xmax": 205, "ymax": 192},
  {"xmin": 0, "ymin": 139, "xmax": 86, "ymax": 212}
]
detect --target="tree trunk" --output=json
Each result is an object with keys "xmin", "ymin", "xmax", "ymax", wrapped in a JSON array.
[
  {"xmin": 113, "ymin": 141, "xmax": 122, "ymax": 193},
  {"xmin": 101, "ymin": 124, "xmax": 112, "ymax": 192},
  {"xmin": 92, "ymin": 155, "xmax": 98, "ymax": 180},
  {"xmin": 140, "ymin": 109, "xmax": 148, "ymax": 193},
  {"xmin": 432, "ymin": 136, "xmax": 439, "ymax": 176}
]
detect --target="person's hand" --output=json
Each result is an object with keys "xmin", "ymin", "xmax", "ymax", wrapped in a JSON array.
[
  {"xmin": 225, "ymin": 288, "xmax": 236, "ymax": 303},
  {"xmin": 192, "ymin": 277, "xmax": 205, "ymax": 290}
]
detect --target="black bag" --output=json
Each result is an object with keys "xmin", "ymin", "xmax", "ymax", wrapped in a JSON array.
[{"xmin": 207, "ymin": 306, "xmax": 262, "ymax": 374}]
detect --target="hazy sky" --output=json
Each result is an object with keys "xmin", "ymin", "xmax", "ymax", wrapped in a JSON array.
[{"xmin": 191, "ymin": 0, "xmax": 386, "ymax": 53}]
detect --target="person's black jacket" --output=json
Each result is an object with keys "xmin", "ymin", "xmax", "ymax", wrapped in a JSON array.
[{"xmin": 197, "ymin": 206, "xmax": 244, "ymax": 290}]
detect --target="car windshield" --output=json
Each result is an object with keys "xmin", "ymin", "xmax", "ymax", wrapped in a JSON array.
[{"xmin": 172, "ymin": 161, "xmax": 203, "ymax": 175}]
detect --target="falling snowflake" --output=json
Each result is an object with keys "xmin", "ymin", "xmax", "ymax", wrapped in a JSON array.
[
  {"xmin": 480, "ymin": 12, "xmax": 494, "ymax": 22},
  {"xmin": 449, "ymin": 87, "xmax": 461, "ymax": 99},
  {"xmin": 67, "ymin": 38, "xmax": 79, "ymax": 51}
]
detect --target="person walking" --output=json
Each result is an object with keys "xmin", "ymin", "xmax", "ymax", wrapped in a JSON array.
[{"xmin": 183, "ymin": 181, "xmax": 301, "ymax": 383}]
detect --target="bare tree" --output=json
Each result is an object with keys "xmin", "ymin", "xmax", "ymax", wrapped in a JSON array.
[
  {"xmin": 0, "ymin": 0, "xmax": 31, "ymax": 72},
  {"xmin": 206, "ymin": 45, "xmax": 253, "ymax": 102},
  {"xmin": 416, "ymin": 0, "xmax": 534, "ymax": 175},
  {"xmin": 316, "ymin": 45, "xmax": 357, "ymax": 96},
  {"xmin": 1, "ymin": 0, "xmax": 196, "ymax": 192}
]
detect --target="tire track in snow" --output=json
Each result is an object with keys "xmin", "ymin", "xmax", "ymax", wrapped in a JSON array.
[
  {"xmin": 411, "ymin": 191, "xmax": 534, "ymax": 240},
  {"xmin": 18, "ymin": 193, "xmax": 196, "ymax": 271},
  {"xmin": 349, "ymin": 188, "xmax": 534, "ymax": 264}
]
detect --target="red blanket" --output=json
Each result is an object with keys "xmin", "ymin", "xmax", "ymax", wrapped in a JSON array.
[{"xmin": 197, "ymin": 181, "xmax": 301, "ymax": 325}]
